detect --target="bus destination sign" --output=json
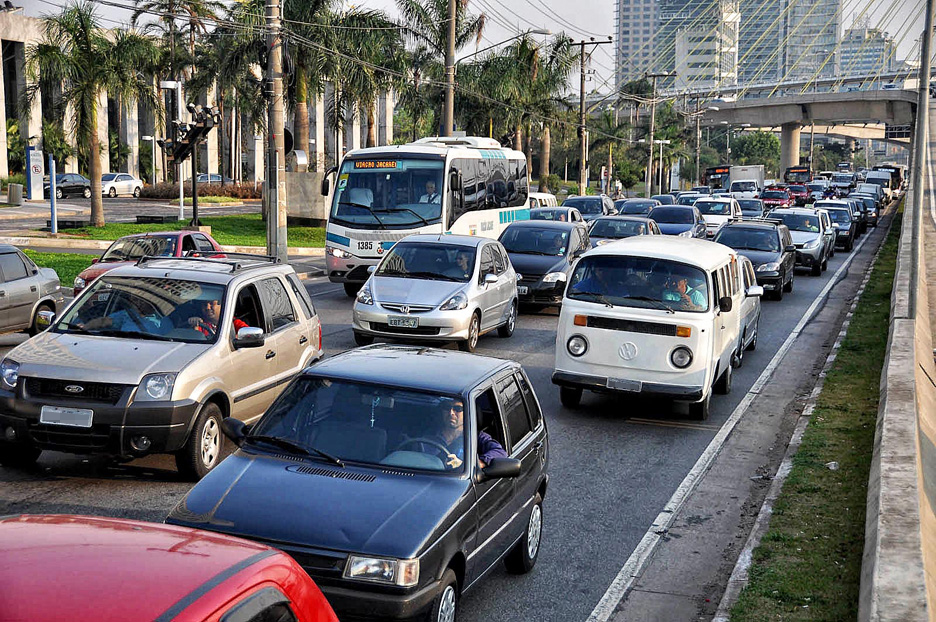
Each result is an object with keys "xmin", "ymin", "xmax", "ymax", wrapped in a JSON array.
[{"xmin": 354, "ymin": 160, "xmax": 398, "ymax": 169}]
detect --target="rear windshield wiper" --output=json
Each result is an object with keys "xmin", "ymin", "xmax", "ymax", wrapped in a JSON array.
[
  {"xmin": 245, "ymin": 434, "xmax": 344, "ymax": 467},
  {"xmin": 619, "ymin": 296, "xmax": 676, "ymax": 314}
]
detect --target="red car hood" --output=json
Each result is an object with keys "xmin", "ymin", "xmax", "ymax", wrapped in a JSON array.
[{"xmin": 76, "ymin": 261, "xmax": 132, "ymax": 288}]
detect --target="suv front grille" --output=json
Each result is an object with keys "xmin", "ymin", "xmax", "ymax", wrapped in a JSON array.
[
  {"xmin": 28, "ymin": 422, "xmax": 111, "ymax": 451},
  {"xmin": 24, "ymin": 378, "xmax": 127, "ymax": 405}
]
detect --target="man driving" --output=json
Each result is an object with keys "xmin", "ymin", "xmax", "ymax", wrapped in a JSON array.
[
  {"xmin": 662, "ymin": 270, "xmax": 707, "ymax": 310},
  {"xmin": 419, "ymin": 180, "xmax": 441, "ymax": 204},
  {"xmin": 429, "ymin": 398, "xmax": 507, "ymax": 470},
  {"xmin": 188, "ymin": 297, "xmax": 249, "ymax": 338}
]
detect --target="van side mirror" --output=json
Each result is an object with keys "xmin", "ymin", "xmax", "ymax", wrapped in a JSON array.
[
  {"xmin": 479, "ymin": 458, "xmax": 521, "ymax": 481},
  {"xmin": 718, "ymin": 296, "xmax": 733, "ymax": 312}
]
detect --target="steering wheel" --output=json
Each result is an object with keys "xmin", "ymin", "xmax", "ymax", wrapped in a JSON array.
[{"xmin": 394, "ymin": 437, "xmax": 453, "ymax": 456}]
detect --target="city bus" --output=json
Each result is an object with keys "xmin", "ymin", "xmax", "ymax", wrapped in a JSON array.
[
  {"xmin": 321, "ymin": 136, "xmax": 530, "ymax": 296},
  {"xmin": 783, "ymin": 166, "xmax": 812, "ymax": 184},
  {"xmin": 702, "ymin": 166, "xmax": 731, "ymax": 189}
]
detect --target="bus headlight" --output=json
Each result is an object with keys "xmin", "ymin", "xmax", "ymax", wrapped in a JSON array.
[
  {"xmin": 328, "ymin": 245, "xmax": 353, "ymax": 259},
  {"xmin": 567, "ymin": 335, "xmax": 588, "ymax": 357},
  {"xmin": 670, "ymin": 347, "xmax": 693, "ymax": 369}
]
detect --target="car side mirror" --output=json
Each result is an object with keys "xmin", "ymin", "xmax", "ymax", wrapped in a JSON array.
[
  {"xmin": 36, "ymin": 310, "xmax": 56, "ymax": 332},
  {"xmin": 719, "ymin": 296, "xmax": 733, "ymax": 313},
  {"xmin": 91, "ymin": 257, "xmax": 99, "ymax": 264},
  {"xmin": 784, "ymin": 244, "xmax": 796, "ymax": 252},
  {"xmin": 747, "ymin": 285, "xmax": 764, "ymax": 298},
  {"xmin": 484, "ymin": 273, "xmax": 498, "ymax": 285},
  {"xmin": 233, "ymin": 326, "xmax": 265, "ymax": 349},
  {"xmin": 221, "ymin": 417, "xmax": 247, "ymax": 446},
  {"xmin": 367, "ymin": 265, "xmax": 377, "ymax": 274},
  {"xmin": 479, "ymin": 457, "xmax": 521, "ymax": 481}
]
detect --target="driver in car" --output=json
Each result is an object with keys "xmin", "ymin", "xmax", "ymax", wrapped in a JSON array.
[
  {"xmin": 188, "ymin": 297, "xmax": 250, "ymax": 338},
  {"xmin": 428, "ymin": 398, "xmax": 507, "ymax": 470}
]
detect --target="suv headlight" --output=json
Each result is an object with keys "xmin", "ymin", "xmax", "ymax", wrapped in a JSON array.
[
  {"xmin": 804, "ymin": 237, "xmax": 821, "ymax": 249},
  {"xmin": 678, "ymin": 230, "xmax": 694, "ymax": 238},
  {"xmin": 74, "ymin": 276, "xmax": 86, "ymax": 290},
  {"xmin": 757, "ymin": 262, "xmax": 781, "ymax": 272},
  {"xmin": 440, "ymin": 291, "xmax": 468, "ymax": 310},
  {"xmin": 345, "ymin": 556, "xmax": 419, "ymax": 587},
  {"xmin": 1, "ymin": 359, "xmax": 19, "ymax": 389},
  {"xmin": 327, "ymin": 245, "xmax": 353, "ymax": 259},
  {"xmin": 137, "ymin": 373, "xmax": 176, "ymax": 401},
  {"xmin": 356, "ymin": 284, "xmax": 374, "ymax": 305},
  {"xmin": 542, "ymin": 272, "xmax": 567, "ymax": 283}
]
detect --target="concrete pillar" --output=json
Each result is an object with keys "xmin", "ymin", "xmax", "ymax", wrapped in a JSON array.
[
  {"xmin": 120, "ymin": 99, "xmax": 139, "ymax": 176},
  {"xmin": 313, "ymin": 93, "xmax": 325, "ymax": 171},
  {"xmin": 63, "ymin": 100, "xmax": 78, "ymax": 173},
  {"xmin": 97, "ymin": 91, "xmax": 110, "ymax": 174},
  {"xmin": 780, "ymin": 123, "xmax": 802, "ymax": 171},
  {"xmin": 0, "ymin": 49, "xmax": 8, "ymax": 178},
  {"xmin": 378, "ymin": 90, "xmax": 394, "ymax": 146},
  {"xmin": 14, "ymin": 43, "xmax": 42, "ymax": 148},
  {"xmin": 206, "ymin": 84, "xmax": 219, "ymax": 176}
]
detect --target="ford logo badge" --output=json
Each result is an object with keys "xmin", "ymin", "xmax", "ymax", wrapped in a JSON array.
[{"xmin": 64, "ymin": 385, "xmax": 84, "ymax": 394}]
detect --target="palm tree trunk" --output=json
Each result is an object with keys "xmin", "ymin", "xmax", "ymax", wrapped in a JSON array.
[
  {"xmin": 513, "ymin": 124, "xmax": 522, "ymax": 151},
  {"xmin": 295, "ymin": 71, "xmax": 310, "ymax": 169},
  {"xmin": 539, "ymin": 125, "xmax": 550, "ymax": 192},
  {"xmin": 524, "ymin": 121, "xmax": 533, "ymax": 176},
  {"xmin": 88, "ymin": 105, "xmax": 104, "ymax": 227},
  {"xmin": 366, "ymin": 101, "xmax": 377, "ymax": 148}
]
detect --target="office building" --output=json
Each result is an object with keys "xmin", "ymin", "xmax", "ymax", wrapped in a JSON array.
[
  {"xmin": 614, "ymin": 0, "xmax": 659, "ymax": 91},
  {"xmin": 839, "ymin": 25, "xmax": 898, "ymax": 77}
]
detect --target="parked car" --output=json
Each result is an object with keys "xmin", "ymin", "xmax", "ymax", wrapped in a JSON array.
[
  {"xmin": 101, "ymin": 173, "xmax": 144, "ymax": 198},
  {"xmin": 43, "ymin": 173, "xmax": 92, "ymax": 199},
  {"xmin": 736, "ymin": 255, "xmax": 762, "ymax": 366},
  {"xmin": 528, "ymin": 191, "xmax": 559, "ymax": 208},
  {"xmin": 587, "ymin": 215, "xmax": 661, "ymax": 247},
  {"xmin": 553, "ymin": 236, "xmax": 761, "ymax": 419},
  {"xmin": 737, "ymin": 198, "xmax": 766, "ymax": 218},
  {"xmin": 787, "ymin": 184, "xmax": 810, "ymax": 206},
  {"xmin": 0, "ymin": 245, "xmax": 65, "ymax": 335},
  {"xmin": 529, "ymin": 206, "xmax": 584, "ymax": 223},
  {"xmin": 562, "ymin": 195, "xmax": 616, "ymax": 222},
  {"xmin": 648, "ymin": 205, "xmax": 708, "ymax": 239},
  {"xmin": 712, "ymin": 220, "xmax": 795, "ymax": 300},
  {"xmin": 0, "ymin": 514, "xmax": 338, "ymax": 622},
  {"xmin": 692, "ymin": 197, "xmax": 743, "ymax": 238},
  {"xmin": 650, "ymin": 194, "xmax": 676, "ymax": 205},
  {"xmin": 73, "ymin": 231, "xmax": 224, "ymax": 296},
  {"xmin": 499, "ymin": 220, "xmax": 589, "ymax": 309},
  {"xmin": 769, "ymin": 208, "xmax": 834, "ymax": 276},
  {"xmin": 0, "ymin": 254, "xmax": 324, "ymax": 478},
  {"xmin": 166, "ymin": 344, "xmax": 549, "ymax": 622},
  {"xmin": 760, "ymin": 187, "xmax": 794, "ymax": 210},
  {"xmin": 614, "ymin": 198, "xmax": 660, "ymax": 216},
  {"xmin": 352, "ymin": 234, "xmax": 517, "ymax": 351},
  {"xmin": 823, "ymin": 205, "xmax": 858, "ymax": 251}
]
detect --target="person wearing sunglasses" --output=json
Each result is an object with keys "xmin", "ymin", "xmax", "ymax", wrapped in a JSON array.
[{"xmin": 431, "ymin": 398, "xmax": 507, "ymax": 470}]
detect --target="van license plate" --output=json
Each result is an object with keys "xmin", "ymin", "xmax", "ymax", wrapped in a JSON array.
[
  {"xmin": 517, "ymin": 286, "xmax": 529, "ymax": 295},
  {"xmin": 606, "ymin": 378, "xmax": 641, "ymax": 392},
  {"xmin": 388, "ymin": 316, "xmax": 418, "ymax": 328},
  {"xmin": 40, "ymin": 406, "xmax": 93, "ymax": 428}
]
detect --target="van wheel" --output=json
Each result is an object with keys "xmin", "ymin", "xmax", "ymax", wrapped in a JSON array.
[
  {"xmin": 714, "ymin": 362, "xmax": 732, "ymax": 395},
  {"xmin": 497, "ymin": 302, "xmax": 517, "ymax": 338},
  {"xmin": 353, "ymin": 331, "xmax": 374, "ymax": 347},
  {"xmin": 458, "ymin": 313, "xmax": 480, "ymax": 352},
  {"xmin": 505, "ymin": 493, "xmax": 543, "ymax": 574},
  {"xmin": 343, "ymin": 283, "xmax": 360, "ymax": 298},
  {"xmin": 425, "ymin": 569, "xmax": 458, "ymax": 622},
  {"xmin": 688, "ymin": 394, "xmax": 710, "ymax": 421},
  {"xmin": 733, "ymin": 338, "xmax": 744, "ymax": 368},
  {"xmin": 176, "ymin": 402, "xmax": 224, "ymax": 481},
  {"xmin": 560, "ymin": 386, "xmax": 582, "ymax": 408},
  {"xmin": 0, "ymin": 443, "xmax": 41, "ymax": 468}
]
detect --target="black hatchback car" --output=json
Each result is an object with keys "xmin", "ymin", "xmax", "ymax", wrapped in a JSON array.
[
  {"xmin": 167, "ymin": 345, "xmax": 548, "ymax": 622},
  {"xmin": 712, "ymin": 220, "xmax": 796, "ymax": 300}
]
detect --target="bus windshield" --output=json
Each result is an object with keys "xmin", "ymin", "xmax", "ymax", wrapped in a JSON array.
[{"xmin": 330, "ymin": 157, "xmax": 446, "ymax": 229}]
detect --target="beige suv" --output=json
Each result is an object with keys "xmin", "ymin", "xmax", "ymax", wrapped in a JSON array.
[{"xmin": 0, "ymin": 254, "xmax": 323, "ymax": 479}]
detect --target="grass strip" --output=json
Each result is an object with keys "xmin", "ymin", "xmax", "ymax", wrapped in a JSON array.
[
  {"xmin": 170, "ymin": 196, "xmax": 241, "ymax": 205},
  {"xmin": 729, "ymin": 208, "xmax": 902, "ymax": 622},
  {"xmin": 56, "ymin": 214, "xmax": 326, "ymax": 247},
  {"xmin": 23, "ymin": 249, "xmax": 95, "ymax": 289}
]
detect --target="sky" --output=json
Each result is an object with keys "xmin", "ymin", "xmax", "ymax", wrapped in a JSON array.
[{"xmin": 20, "ymin": 0, "xmax": 927, "ymax": 96}]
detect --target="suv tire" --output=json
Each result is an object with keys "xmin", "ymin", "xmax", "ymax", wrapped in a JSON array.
[
  {"xmin": 176, "ymin": 402, "xmax": 224, "ymax": 481},
  {"xmin": 0, "ymin": 443, "xmax": 41, "ymax": 468},
  {"xmin": 505, "ymin": 493, "xmax": 543, "ymax": 574}
]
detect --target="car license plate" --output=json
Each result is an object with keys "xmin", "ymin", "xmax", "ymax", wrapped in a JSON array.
[
  {"xmin": 606, "ymin": 378, "xmax": 642, "ymax": 392},
  {"xmin": 40, "ymin": 405, "xmax": 93, "ymax": 428},
  {"xmin": 518, "ymin": 286, "xmax": 529, "ymax": 295},
  {"xmin": 388, "ymin": 316, "xmax": 418, "ymax": 328}
]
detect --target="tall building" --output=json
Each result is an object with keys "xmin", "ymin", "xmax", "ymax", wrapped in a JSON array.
[
  {"xmin": 656, "ymin": 0, "xmax": 739, "ymax": 90},
  {"xmin": 614, "ymin": 0, "xmax": 659, "ymax": 92},
  {"xmin": 738, "ymin": 0, "xmax": 784, "ymax": 85},
  {"xmin": 839, "ymin": 25, "xmax": 898, "ymax": 77},
  {"xmin": 784, "ymin": 0, "xmax": 842, "ymax": 81}
]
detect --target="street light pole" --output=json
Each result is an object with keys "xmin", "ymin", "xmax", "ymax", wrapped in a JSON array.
[
  {"xmin": 645, "ymin": 72, "xmax": 673, "ymax": 196},
  {"xmin": 574, "ymin": 38, "xmax": 614, "ymax": 194},
  {"xmin": 266, "ymin": 0, "xmax": 287, "ymax": 260},
  {"xmin": 442, "ymin": 0, "xmax": 457, "ymax": 137}
]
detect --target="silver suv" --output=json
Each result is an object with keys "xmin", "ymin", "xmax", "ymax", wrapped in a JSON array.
[{"xmin": 0, "ymin": 254, "xmax": 323, "ymax": 479}]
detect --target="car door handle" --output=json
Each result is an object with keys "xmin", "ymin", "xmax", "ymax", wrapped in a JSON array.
[
  {"xmin": 265, "ymin": 350, "xmax": 276, "ymax": 360},
  {"xmin": 0, "ymin": 291, "xmax": 6, "ymax": 297},
  {"xmin": 299, "ymin": 335, "xmax": 308, "ymax": 345},
  {"xmin": 533, "ymin": 441, "xmax": 544, "ymax": 454},
  {"xmin": 30, "ymin": 286, "xmax": 37, "ymax": 292}
]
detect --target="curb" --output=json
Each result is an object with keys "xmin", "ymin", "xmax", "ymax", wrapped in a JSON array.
[{"xmin": 4, "ymin": 236, "xmax": 325, "ymax": 257}]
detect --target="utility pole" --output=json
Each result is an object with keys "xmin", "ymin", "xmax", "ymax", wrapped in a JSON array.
[
  {"xmin": 574, "ymin": 38, "xmax": 613, "ymax": 194},
  {"xmin": 695, "ymin": 101, "xmax": 702, "ymax": 186},
  {"xmin": 442, "ymin": 0, "xmax": 457, "ymax": 136},
  {"xmin": 808, "ymin": 123, "xmax": 815, "ymax": 174},
  {"xmin": 645, "ymin": 72, "xmax": 672, "ymax": 196},
  {"xmin": 266, "ymin": 0, "xmax": 287, "ymax": 261}
]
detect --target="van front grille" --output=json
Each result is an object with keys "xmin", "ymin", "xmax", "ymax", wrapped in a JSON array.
[{"xmin": 585, "ymin": 315, "xmax": 678, "ymax": 337}]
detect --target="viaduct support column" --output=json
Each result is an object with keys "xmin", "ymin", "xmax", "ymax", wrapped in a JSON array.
[{"xmin": 780, "ymin": 122, "xmax": 802, "ymax": 171}]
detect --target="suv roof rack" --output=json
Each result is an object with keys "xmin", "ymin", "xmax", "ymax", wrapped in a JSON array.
[{"xmin": 136, "ymin": 252, "xmax": 282, "ymax": 273}]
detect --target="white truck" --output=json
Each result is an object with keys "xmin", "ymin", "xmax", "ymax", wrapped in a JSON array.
[{"xmin": 728, "ymin": 165, "xmax": 766, "ymax": 199}]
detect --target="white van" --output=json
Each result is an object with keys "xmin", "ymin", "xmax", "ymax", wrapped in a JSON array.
[
  {"xmin": 529, "ymin": 192, "xmax": 559, "ymax": 208},
  {"xmin": 864, "ymin": 171, "xmax": 893, "ymax": 201},
  {"xmin": 552, "ymin": 236, "xmax": 762, "ymax": 419}
]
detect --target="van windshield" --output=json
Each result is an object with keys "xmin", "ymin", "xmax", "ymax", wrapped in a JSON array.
[{"xmin": 567, "ymin": 255, "xmax": 710, "ymax": 312}]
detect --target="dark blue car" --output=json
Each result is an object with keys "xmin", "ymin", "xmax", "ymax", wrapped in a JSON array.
[
  {"xmin": 647, "ymin": 205, "xmax": 708, "ymax": 238},
  {"xmin": 166, "ymin": 345, "xmax": 549, "ymax": 622}
]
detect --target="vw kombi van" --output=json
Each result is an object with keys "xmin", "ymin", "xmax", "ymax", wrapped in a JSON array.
[{"xmin": 551, "ymin": 237, "xmax": 762, "ymax": 420}]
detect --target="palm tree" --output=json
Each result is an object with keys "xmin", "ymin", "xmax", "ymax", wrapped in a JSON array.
[
  {"xmin": 26, "ymin": 1, "xmax": 161, "ymax": 226},
  {"xmin": 132, "ymin": 0, "xmax": 224, "ymax": 79},
  {"xmin": 588, "ymin": 108, "xmax": 631, "ymax": 193}
]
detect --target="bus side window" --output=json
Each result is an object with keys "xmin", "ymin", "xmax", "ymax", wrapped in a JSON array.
[
  {"xmin": 512, "ymin": 158, "xmax": 529, "ymax": 207},
  {"xmin": 449, "ymin": 158, "xmax": 476, "ymax": 228}
]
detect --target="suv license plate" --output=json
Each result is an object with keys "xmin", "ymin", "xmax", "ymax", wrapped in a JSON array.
[
  {"xmin": 388, "ymin": 316, "xmax": 418, "ymax": 328},
  {"xmin": 606, "ymin": 378, "xmax": 641, "ymax": 392},
  {"xmin": 40, "ymin": 406, "xmax": 93, "ymax": 428},
  {"xmin": 517, "ymin": 286, "xmax": 529, "ymax": 295}
]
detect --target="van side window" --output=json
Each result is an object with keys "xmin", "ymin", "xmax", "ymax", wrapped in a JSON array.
[
  {"xmin": 710, "ymin": 270, "xmax": 721, "ymax": 301},
  {"xmin": 728, "ymin": 260, "xmax": 739, "ymax": 295}
]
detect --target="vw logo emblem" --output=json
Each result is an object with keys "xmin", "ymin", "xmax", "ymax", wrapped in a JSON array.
[
  {"xmin": 618, "ymin": 342, "xmax": 638, "ymax": 361},
  {"xmin": 64, "ymin": 385, "xmax": 84, "ymax": 394},
  {"xmin": 401, "ymin": 305, "xmax": 410, "ymax": 315}
]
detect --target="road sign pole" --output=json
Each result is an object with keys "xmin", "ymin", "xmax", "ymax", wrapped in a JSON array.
[{"xmin": 49, "ymin": 155, "xmax": 57, "ymax": 235}]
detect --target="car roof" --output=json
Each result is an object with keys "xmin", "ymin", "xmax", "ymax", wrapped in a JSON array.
[
  {"xmin": 594, "ymin": 215, "xmax": 654, "ymax": 224},
  {"xmin": 771, "ymin": 207, "xmax": 821, "ymax": 215},
  {"xmin": 0, "ymin": 243, "xmax": 22, "ymax": 253},
  {"xmin": 304, "ymin": 344, "xmax": 515, "ymax": 395},
  {"xmin": 504, "ymin": 219, "xmax": 582, "ymax": 231},
  {"xmin": 721, "ymin": 220, "xmax": 780, "ymax": 231},
  {"xmin": 0, "ymin": 514, "xmax": 285, "ymax": 621},
  {"xmin": 400, "ymin": 234, "xmax": 489, "ymax": 248},
  {"xmin": 694, "ymin": 197, "xmax": 733, "ymax": 203},
  {"xmin": 104, "ymin": 256, "xmax": 292, "ymax": 286},
  {"xmin": 583, "ymin": 235, "xmax": 735, "ymax": 269}
]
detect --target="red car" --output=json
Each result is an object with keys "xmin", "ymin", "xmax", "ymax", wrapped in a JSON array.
[
  {"xmin": 787, "ymin": 184, "xmax": 809, "ymax": 206},
  {"xmin": 74, "ymin": 231, "xmax": 223, "ymax": 296},
  {"xmin": 760, "ymin": 187, "xmax": 794, "ymax": 211},
  {"xmin": 0, "ymin": 514, "xmax": 338, "ymax": 622}
]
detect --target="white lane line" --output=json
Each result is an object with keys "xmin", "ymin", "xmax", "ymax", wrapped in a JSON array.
[{"xmin": 586, "ymin": 224, "xmax": 880, "ymax": 622}]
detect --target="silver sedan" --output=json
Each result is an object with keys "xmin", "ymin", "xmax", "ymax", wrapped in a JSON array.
[
  {"xmin": 0, "ymin": 245, "xmax": 65, "ymax": 335},
  {"xmin": 352, "ymin": 234, "xmax": 518, "ymax": 352}
]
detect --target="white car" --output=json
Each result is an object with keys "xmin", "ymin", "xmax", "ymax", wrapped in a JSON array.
[
  {"xmin": 101, "ymin": 173, "xmax": 144, "ymax": 198},
  {"xmin": 693, "ymin": 197, "xmax": 743, "ymax": 238}
]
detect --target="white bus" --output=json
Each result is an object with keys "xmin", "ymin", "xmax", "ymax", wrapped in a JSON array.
[{"xmin": 322, "ymin": 136, "xmax": 530, "ymax": 296}]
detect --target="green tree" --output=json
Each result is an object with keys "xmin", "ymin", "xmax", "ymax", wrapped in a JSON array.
[
  {"xmin": 6, "ymin": 120, "xmax": 24, "ymax": 174},
  {"xmin": 731, "ymin": 130, "xmax": 780, "ymax": 175},
  {"xmin": 109, "ymin": 128, "xmax": 130, "ymax": 172},
  {"xmin": 26, "ymin": 1, "xmax": 161, "ymax": 226},
  {"xmin": 41, "ymin": 121, "xmax": 73, "ymax": 172}
]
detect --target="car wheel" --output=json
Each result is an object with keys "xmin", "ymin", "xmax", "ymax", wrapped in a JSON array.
[
  {"xmin": 688, "ymin": 394, "xmax": 710, "ymax": 421},
  {"xmin": 810, "ymin": 262, "xmax": 822, "ymax": 276},
  {"xmin": 497, "ymin": 301, "xmax": 517, "ymax": 338},
  {"xmin": 108, "ymin": 186, "xmax": 117, "ymax": 198},
  {"xmin": 559, "ymin": 386, "xmax": 582, "ymax": 408},
  {"xmin": 846, "ymin": 238, "xmax": 854, "ymax": 252},
  {"xmin": 343, "ymin": 282, "xmax": 360, "ymax": 298},
  {"xmin": 829, "ymin": 245, "xmax": 835, "ymax": 258},
  {"xmin": 176, "ymin": 402, "xmax": 224, "ymax": 481},
  {"xmin": 54, "ymin": 187, "xmax": 63, "ymax": 199},
  {"xmin": 353, "ymin": 331, "xmax": 374, "ymax": 347},
  {"xmin": 28, "ymin": 302, "xmax": 54, "ymax": 337},
  {"xmin": 82, "ymin": 187, "xmax": 91, "ymax": 198},
  {"xmin": 746, "ymin": 319, "xmax": 758, "ymax": 351},
  {"xmin": 505, "ymin": 493, "xmax": 543, "ymax": 574},
  {"xmin": 0, "ymin": 443, "xmax": 42, "ymax": 468},
  {"xmin": 821, "ymin": 255, "xmax": 828, "ymax": 272},
  {"xmin": 714, "ymin": 362, "xmax": 732, "ymax": 395},
  {"xmin": 772, "ymin": 279, "xmax": 784, "ymax": 301},
  {"xmin": 783, "ymin": 271, "xmax": 793, "ymax": 293},
  {"xmin": 458, "ymin": 313, "xmax": 480, "ymax": 352},
  {"xmin": 133, "ymin": 186, "xmax": 141, "ymax": 198},
  {"xmin": 426, "ymin": 569, "xmax": 458, "ymax": 622}
]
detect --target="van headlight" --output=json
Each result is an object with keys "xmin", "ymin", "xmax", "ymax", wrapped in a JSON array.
[
  {"xmin": 439, "ymin": 291, "xmax": 468, "ymax": 310},
  {"xmin": 345, "ymin": 556, "xmax": 419, "ymax": 587},
  {"xmin": 138, "ymin": 373, "xmax": 176, "ymax": 401},
  {"xmin": 327, "ymin": 245, "xmax": 353, "ymax": 259},
  {"xmin": 567, "ymin": 335, "xmax": 588, "ymax": 357},
  {"xmin": 670, "ymin": 347, "xmax": 693, "ymax": 369},
  {"xmin": 1, "ymin": 359, "xmax": 19, "ymax": 389},
  {"xmin": 542, "ymin": 272, "xmax": 567, "ymax": 283},
  {"xmin": 356, "ymin": 284, "xmax": 374, "ymax": 305}
]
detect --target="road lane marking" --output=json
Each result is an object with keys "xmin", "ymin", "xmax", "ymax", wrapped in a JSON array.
[
  {"xmin": 586, "ymin": 218, "xmax": 880, "ymax": 622},
  {"xmin": 626, "ymin": 418, "xmax": 721, "ymax": 432}
]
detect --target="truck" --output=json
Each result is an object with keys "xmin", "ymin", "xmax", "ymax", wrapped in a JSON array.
[{"xmin": 727, "ymin": 165, "xmax": 765, "ymax": 199}]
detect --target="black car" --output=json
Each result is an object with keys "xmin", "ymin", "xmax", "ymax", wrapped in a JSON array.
[
  {"xmin": 737, "ymin": 198, "xmax": 765, "ymax": 218},
  {"xmin": 166, "ymin": 345, "xmax": 549, "ymax": 622},
  {"xmin": 712, "ymin": 220, "xmax": 796, "ymax": 300},
  {"xmin": 850, "ymin": 194, "xmax": 878, "ymax": 227},
  {"xmin": 561, "ymin": 195, "xmax": 615, "ymax": 222},
  {"xmin": 824, "ymin": 206, "xmax": 857, "ymax": 251},
  {"xmin": 613, "ymin": 198, "xmax": 660, "ymax": 216},
  {"xmin": 650, "ymin": 194, "xmax": 676, "ymax": 205},
  {"xmin": 499, "ymin": 220, "xmax": 590, "ymax": 308},
  {"xmin": 647, "ymin": 205, "xmax": 708, "ymax": 238},
  {"xmin": 587, "ymin": 215, "xmax": 660, "ymax": 247},
  {"xmin": 42, "ymin": 173, "xmax": 92, "ymax": 199}
]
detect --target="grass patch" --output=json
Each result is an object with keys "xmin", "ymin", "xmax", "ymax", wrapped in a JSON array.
[
  {"xmin": 58, "ymin": 214, "xmax": 326, "ymax": 247},
  {"xmin": 170, "ymin": 196, "xmax": 241, "ymax": 205},
  {"xmin": 729, "ymin": 205, "xmax": 902, "ymax": 621},
  {"xmin": 23, "ymin": 249, "xmax": 95, "ymax": 288}
]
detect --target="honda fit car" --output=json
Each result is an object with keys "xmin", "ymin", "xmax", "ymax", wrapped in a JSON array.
[{"xmin": 769, "ymin": 208, "xmax": 834, "ymax": 276}]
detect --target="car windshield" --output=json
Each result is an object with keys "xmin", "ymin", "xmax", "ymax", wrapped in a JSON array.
[
  {"xmin": 590, "ymin": 219, "xmax": 647, "ymax": 238},
  {"xmin": 833, "ymin": 174, "xmax": 853, "ymax": 183},
  {"xmin": 789, "ymin": 185, "xmax": 807, "ymax": 193},
  {"xmin": 500, "ymin": 226, "xmax": 569, "ymax": 256},
  {"xmin": 563, "ymin": 198, "xmax": 603, "ymax": 215},
  {"xmin": 762, "ymin": 191, "xmax": 787, "ymax": 199},
  {"xmin": 101, "ymin": 174, "xmax": 118, "ymax": 182},
  {"xmin": 738, "ymin": 199, "xmax": 762, "ymax": 210},
  {"xmin": 649, "ymin": 207, "xmax": 694, "ymax": 224},
  {"xmin": 617, "ymin": 200, "xmax": 655, "ymax": 215},
  {"xmin": 776, "ymin": 213, "xmax": 820, "ymax": 232},
  {"xmin": 375, "ymin": 242, "xmax": 475, "ymax": 281},
  {"xmin": 651, "ymin": 195, "xmax": 674, "ymax": 204},
  {"xmin": 55, "ymin": 277, "xmax": 227, "ymax": 343},
  {"xmin": 330, "ymin": 157, "xmax": 445, "ymax": 229},
  {"xmin": 530, "ymin": 209, "xmax": 567, "ymax": 221},
  {"xmin": 676, "ymin": 195, "xmax": 701, "ymax": 205},
  {"xmin": 567, "ymin": 255, "xmax": 709, "ymax": 312},
  {"xmin": 250, "ymin": 377, "xmax": 466, "ymax": 472},
  {"xmin": 730, "ymin": 181, "xmax": 757, "ymax": 192},
  {"xmin": 807, "ymin": 183, "xmax": 825, "ymax": 192},
  {"xmin": 714, "ymin": 228, "xmax": 780, "ymax": 252},
  {"xmin": 100, "ymin": 236, "xmax": 176, "ymax": 262},
  {"xmin": 694, "ymin": 201, "xmax": 731, "ymax": 215},
  {"xmin": 828, "ymin": 209, "xmax": 852, "ymax": 224}
]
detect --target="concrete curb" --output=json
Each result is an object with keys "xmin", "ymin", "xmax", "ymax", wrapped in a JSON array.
[{"xmin": 5, "ymin": 236, "xmax": 325, "ymax": 257}]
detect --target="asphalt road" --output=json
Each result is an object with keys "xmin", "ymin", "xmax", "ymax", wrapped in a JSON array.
[{"xmin": 0, "ymin": 219, "xmax": 890, "ymax": 622}]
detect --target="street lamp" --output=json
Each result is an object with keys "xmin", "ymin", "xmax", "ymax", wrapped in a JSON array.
[
  {"xmin": 159, "ymin": 80, "xmax": 184, "ymax": 220},
  {"xmin": 141, "ymin": 135, "xmax": 155, "ymax": 186}
]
